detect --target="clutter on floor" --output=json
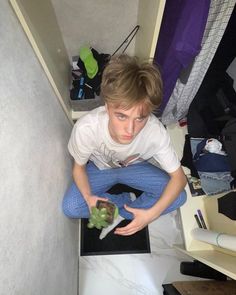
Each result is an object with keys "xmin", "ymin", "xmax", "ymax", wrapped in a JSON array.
[
  {"xmin": 69, "ymin": 25, "xmax": 140, "ymax": 110},
  {"xmin": 70, "ymin": 47, "xmax": 110, "ymax": 106}
]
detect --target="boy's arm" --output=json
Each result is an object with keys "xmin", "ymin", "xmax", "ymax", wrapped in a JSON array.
[
  {"xmin": 72, "ymin": 162, "xmax": 107, "ymax": 210},
  {"xmin": 148, "ymin": 166, "xmax": 187, "ymax": 218},
  {"xmin": 115, "ymin": 166, "xmax": 187, "ymax": 236}
]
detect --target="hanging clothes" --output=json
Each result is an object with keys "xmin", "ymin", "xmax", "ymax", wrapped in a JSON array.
[
  {"xmin": 161, "ymin": 0, "xmax": 236, "ymax": 125},
  {"xmin": 187, "ymin": 4, "xmax": 236, "ymax": 138},
  {"xmin": 154, "ymin": 0, "xmax": 210, "ymax": 115}
]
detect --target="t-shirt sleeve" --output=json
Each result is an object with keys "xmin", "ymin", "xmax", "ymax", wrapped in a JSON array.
[
  {"xmin": 68, "ymin": 121, "xmax": 94, "ymax": 165},
  {"xmin": 152, "ymin": 124, "xmax": 180, "ymax": 173}
]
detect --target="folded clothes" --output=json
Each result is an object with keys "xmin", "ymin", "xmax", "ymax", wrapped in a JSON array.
[
  {"xmin": 198, "ymin": 171, "xmax": 233, "ymax": 195},
  {"xmin": 193, "ymin": 138, "xmax": 230, "ymax": 172},
  {"xmin": 190, "ymin": 138, "xmax": 232, "ymax": 195}
]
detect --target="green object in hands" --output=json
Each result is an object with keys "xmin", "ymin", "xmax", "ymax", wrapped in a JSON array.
[
  {"xmin": 87, "ymin": 201, "xmax": 119, "ymax": 230},
  {"xmin": 87, "ymin": 207, "xmax": 109, "ymax": 229}
]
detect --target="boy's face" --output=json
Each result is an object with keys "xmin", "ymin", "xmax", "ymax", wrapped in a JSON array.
[{"xmin": 106, "ymin": 102, "xmax": 150, "ymax": 144}]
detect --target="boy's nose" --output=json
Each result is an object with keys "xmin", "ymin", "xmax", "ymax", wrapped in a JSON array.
[{"xmin": 126, "ymin": 121, "xmax": 134, "ymax": 134}]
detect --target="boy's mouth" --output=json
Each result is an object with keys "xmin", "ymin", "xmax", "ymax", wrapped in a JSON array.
[{"xmin": 122, "ymin": 135, "xmax": 133, "ymax": 140}]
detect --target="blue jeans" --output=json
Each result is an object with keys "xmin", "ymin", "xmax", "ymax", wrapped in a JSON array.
[
  {"xmin": 198, "ymin": 171, "xmax": 233, "ymax": 195},
  {"xmin": 62, "ymin": 161, "xmax": 186, "ymax": 219}
]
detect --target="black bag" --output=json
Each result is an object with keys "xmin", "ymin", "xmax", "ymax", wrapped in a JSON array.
[{"xmin": 221, "ymin": 118, "xmax": 236, "ymax": 188}]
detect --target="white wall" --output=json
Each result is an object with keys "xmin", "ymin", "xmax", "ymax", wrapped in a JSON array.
[
  {"xmin": 51, "ymin": 0, "xmax": 139, "ymax": 59},
  {"xmin": 11, "ymin": 0, "xmax": 72, "ymax": 120},
  {"xmin": 0, "ymin": 2, "xmax": 78, "ymax": 295}
]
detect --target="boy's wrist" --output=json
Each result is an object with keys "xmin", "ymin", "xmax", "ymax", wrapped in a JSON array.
[
  {"xmin": 83, "ymin": 193, "xmax": 93, "ymax": 202},
  {"xmin": 148, "ymin": 205, "xmax": 162, "ymax": 221}
]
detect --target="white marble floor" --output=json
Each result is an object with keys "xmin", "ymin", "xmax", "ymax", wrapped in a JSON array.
[
  {"xmin": 78, "ymin": 124, "xmax": 195, "ymax": 295},
  {"xmin": 78, "ymin": 211, "xmax": 197, "ymax": 295}
]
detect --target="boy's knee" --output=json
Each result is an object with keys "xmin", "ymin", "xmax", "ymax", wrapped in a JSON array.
[
  {"xmin": 62, "ymin": 194, "xmax": 90, "ymax": 219},
  {"xmin": 62, "ymin": 197, "xmax": 77, "ymax": 218}
]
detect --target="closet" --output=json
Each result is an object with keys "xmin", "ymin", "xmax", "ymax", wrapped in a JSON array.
[
  {"xmin": 10, "ymin": 0, "xmax": 166, "ymax": 122},
  {"xmin": 168, "ymin": 3, "xmax": 236, "ymax": 281}
]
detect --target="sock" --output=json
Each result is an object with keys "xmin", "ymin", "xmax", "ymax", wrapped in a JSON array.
[{"xmin": 99, "ymin": 215, "xmax": 124, "ymax": 240}]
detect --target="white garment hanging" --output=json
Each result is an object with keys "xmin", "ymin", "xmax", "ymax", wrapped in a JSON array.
[{"xmin": 161, "ymin": 0, "xmax": 236, "ymax": 125}]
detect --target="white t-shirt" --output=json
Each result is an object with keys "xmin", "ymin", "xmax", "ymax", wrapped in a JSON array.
[{"xmin": 68, "ymin": 106, "xmax": 180, "ymax": 173}]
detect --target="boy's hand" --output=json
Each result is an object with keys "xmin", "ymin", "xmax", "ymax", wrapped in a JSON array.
[
  {"xmin": 86, "ymin": 195, "xmax": 108, "ymax": 211},
  {"xmin": 114, "ymin": 205, "xmax": 157, "ymax": 236}
]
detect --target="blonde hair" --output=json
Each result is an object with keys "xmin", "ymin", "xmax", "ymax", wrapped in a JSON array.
[{"xmin": 101, "ymin": 55, "xmax": 163, "ymax": 113}]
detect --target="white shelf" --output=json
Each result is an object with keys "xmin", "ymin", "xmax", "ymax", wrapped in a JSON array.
[
  {"xmin": 174, "ymin": 244, "xmax": 236, "ymax": 280},
  {"xmin": 71, "ymin": 110, "xmax": 87, "ymax": 121},
  {"xmin": 167, "ymin": 124, "xmax": 236, "ymax": 281}
]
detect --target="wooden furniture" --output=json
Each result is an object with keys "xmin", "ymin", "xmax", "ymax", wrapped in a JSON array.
[
  {"xmin": 163, "ymin": 281, "xmax": 236, "ymax": 295},
  {"xmin": 173, "ymin": 281, "xmax": 236, "ymax": 295}
]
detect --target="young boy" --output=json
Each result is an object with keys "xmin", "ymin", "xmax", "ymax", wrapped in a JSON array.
[{"xmin": 63, "ymin": 55, "xmax": 187, "ymax": 239}]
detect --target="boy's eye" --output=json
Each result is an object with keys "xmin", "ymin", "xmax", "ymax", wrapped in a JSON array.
[
  {"xmin": 136, "ymin": 117, "xmax": 145, "ymax": 122},
  {"xmin": 117, "ymin": 114, "xmax": 126, "ymax": 120}
]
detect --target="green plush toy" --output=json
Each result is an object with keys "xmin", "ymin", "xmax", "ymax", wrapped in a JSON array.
[{"xmin": 87, "ymin": 201, "xmax": 119, "ymax": 230}]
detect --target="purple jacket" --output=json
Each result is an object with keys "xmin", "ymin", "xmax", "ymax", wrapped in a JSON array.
[{"xmin": 154, "ymin": 0, "xmax": 210, "ymax": 113}]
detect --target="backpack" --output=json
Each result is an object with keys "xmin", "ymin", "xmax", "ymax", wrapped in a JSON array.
[{"xmin": 221, "ymin": 118, "xmax": 236, "ymax": 188}]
